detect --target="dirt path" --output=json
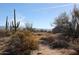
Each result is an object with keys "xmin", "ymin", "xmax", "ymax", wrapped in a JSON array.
[
  {"xmin": 32, "ymin": 34, "xmax": 64, "ymax": 55},
  {"xmin": 32, "ymin": 43, "xmax": 77, "ymax": 55},
  {"xmin": 32, "ymin": 44, "xmax": 63, "ymax": 55},
  {"xmin": 32, "ymin": 33, "xmax": 77, "ymax": 55}
]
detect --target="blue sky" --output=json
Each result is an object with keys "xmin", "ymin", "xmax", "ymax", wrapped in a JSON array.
[{"xmin": 0, "ymin": 3, "xmax": 79, "ymax": 29}]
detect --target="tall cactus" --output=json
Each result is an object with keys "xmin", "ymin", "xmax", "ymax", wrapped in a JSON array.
[
  {"xmin": 11, "ymin": 9, "xmax": 20, "ymax": 32},
  {"xmin": 5, "ymin": 16, "xmax": 9, "ymax": 31}
]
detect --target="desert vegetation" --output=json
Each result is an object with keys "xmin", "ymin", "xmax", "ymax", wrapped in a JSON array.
[
  {"xmin": 0, "ymin": 9, "xmax": 39, "ymax": 55},
  {"xmin": 0, "ymin": 4, "xmax": 79, "ymax": 55},
  {"xmin": 40, "ymin": 5, "xmax": 79, "ymax": 54},
  {"xmin": 32, "ymin": 5, "xmax": 79, "ymax": 55}
]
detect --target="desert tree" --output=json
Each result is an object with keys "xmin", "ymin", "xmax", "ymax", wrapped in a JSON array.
[
  {"xmin": 53, "ymin": 5, "xmax": 79, "ymax": 38},
  {"xmin": 25, "ymin": 22, "xmax": 33, "ymax": 31},
  {"xmin": 71, "ymin": 5, "xmax": 79, "ymax": 37},
  {"xmin": 54, "ymin": 12, "xmax": 69, "ymax": 27},
  {"xmin": 53, "ymin": 12, "xmax": 70, "ymax": 34}
]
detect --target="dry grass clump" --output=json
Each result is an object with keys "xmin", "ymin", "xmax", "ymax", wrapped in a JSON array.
[
  {"xmin": 19, "ymin": 30, "xmax": 39, "ymax": 50},
  {"xmin": 40, "ymin": 32, "xmax": 79, "ymax": 54},
  {"xmin": 40, "ymin": 33, "xmax": 70, "ymax": 49},
  {"xmin": 3, "ymin": 31, "xmax": 38, "ymax": 55},
  {"xmin": 49, "ymin": 40, "xmax": 69, "ymax": 49},
  {"xmin": 0, "ymin": 30, "xmax": 11, "ymax": 38},
  {"xmin": 40, "ymin": 36, "xmax": 55, "ymax": 45}
]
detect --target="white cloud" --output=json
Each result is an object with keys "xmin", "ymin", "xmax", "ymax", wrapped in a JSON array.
[{"xmin": 33, "ymin": 4, "xmax": 73, "ymax": 12}]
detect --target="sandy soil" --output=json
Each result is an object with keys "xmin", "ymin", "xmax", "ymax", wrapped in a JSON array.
[
  {"xmin": 32, "ymin": 43, "xmax": 77, "ymax": 55},
  {"xmin": 32, "ymin": 33, "xmax": 77, "ymax": 55},
  {"xmin": 0, "ymin": 33, "xmax": 77, "ymax": 55}
]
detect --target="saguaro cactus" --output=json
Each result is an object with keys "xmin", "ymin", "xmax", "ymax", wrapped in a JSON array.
[
  {"xmin": 5, "ymin": 16, "xmax": 9, "ymax": 31},
  {"xmin": 11, "ymin": 9, "xmax": 20, "ymax": 32}
]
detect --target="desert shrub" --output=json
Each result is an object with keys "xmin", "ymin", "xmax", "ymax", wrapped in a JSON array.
[
  {"xmin": 0, "ymin": 30, "xmax": 11, "ymax": 38},
  {"xmin": 40, "ymin": 33, "xmax": 70, "ymax": 49},
  {"xmin": 52, "ymin": 26, "xmax": 65, "ymax": 34},
  {"xmin": 45, "ymin": 36, "xmax": 55, "ymax": 44},
  {"xmin": 25, "ymin": 22, "xmax": 33, "ymax": 32},
  {"xmin": 23, "ymin": 30, "xmax": 33, "ymax": 37},
  {"xmin": 53, "ymin": 6, "xmax": 79, "ymax": 38},
  {"xmin": 40, "ymin": 37, "xmax": 49, "ymax": 45},
  {"xmin": 40, "ymin": 33, "xmax": 67, "ymax": 44},
  {"xmin": 49, "ymin": 40, "xmax": 69, "ymax": 49},
  {"xmin": 3, "ymin": 31, "xmax": 38, "ymax": 55}
]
